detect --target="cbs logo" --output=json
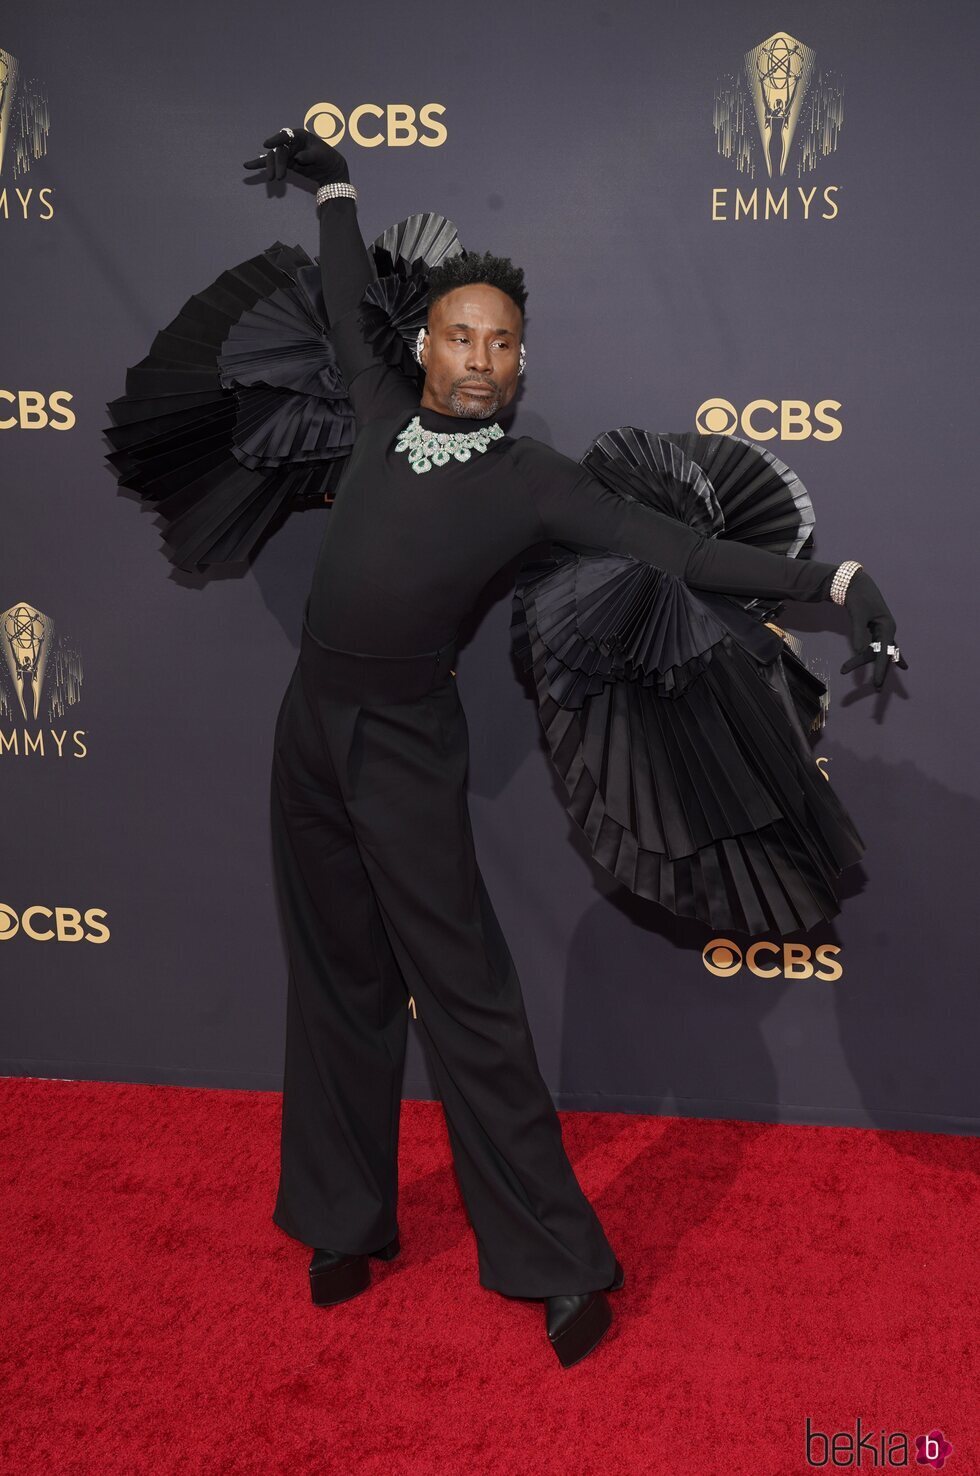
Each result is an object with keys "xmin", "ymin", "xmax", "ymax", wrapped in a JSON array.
[
  {"xmin": 304, "ymin": 102, "xmax": 447, "ymax": 149},
  {"xmin": 702, "ymin": 938, "xmax": 842, "ymax": 980},
  {"xmin": 0, "ymin": 391, "xmax": 76, "ymax": 430},
  {"xmin": 695, "ymin": 398, "xmax": 842, "ymax": 442},
  {"xmin": 0, "ymin": 904, "xmax": 110, "ymax": 943}
]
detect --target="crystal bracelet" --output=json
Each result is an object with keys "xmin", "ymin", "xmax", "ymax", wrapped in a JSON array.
[
  {"xmin": 830, "ymin": 560, "xmax": 863, "ymax": 605},
  {"xmin": 316, "ymin": 182, "xmax": 358, "ymax": 207}
]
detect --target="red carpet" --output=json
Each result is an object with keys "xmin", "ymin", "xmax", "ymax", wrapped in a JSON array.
[{"xmin": 1, "ymin": 1078, "xmax": 976, "ymax": 1475}]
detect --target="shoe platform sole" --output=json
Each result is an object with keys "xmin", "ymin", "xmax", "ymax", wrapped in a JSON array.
[
  {"xmin": 549, "ymin": 1291, "xmax": 614, "ymax": 1368},
  {"xmin": 309, "ymin": 1232, "xmax": 400, "ymax": 1307}
]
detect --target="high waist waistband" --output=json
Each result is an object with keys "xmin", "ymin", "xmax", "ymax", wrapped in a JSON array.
[{"xmin": 299, "ymin": 602, "xmax": 456, "ymax": 703}]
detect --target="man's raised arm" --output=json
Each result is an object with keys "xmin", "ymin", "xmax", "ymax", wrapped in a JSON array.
[{"xmin": 244, "ymin": 127, "xmax": 418, "ymax": 425}]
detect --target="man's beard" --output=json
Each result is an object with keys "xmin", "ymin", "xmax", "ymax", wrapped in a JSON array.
[{"xmin": 449, "ymin": 380, "xmax": 502, "ymax": 417}]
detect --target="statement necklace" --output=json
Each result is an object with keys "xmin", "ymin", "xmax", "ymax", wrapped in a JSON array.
[{"xmin": 394, "ymin": 414, "xmax": 504, "ymax": 474}]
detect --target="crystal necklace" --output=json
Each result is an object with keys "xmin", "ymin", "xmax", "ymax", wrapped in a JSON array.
[{"xmin": 394, "ymin": 414, "xmax": 504, "ymax": 474}]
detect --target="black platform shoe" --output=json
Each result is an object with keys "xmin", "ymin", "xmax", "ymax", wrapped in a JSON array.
[
  {"xmin": 545, "ymin": 1258, "xmax": 625, "ymax": 1368},
  {"xmin": 308, "ymin": 1232, "xmax": 401, "ymax": 1307}
]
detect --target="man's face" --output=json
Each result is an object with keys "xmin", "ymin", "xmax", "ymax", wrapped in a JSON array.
[{"xmin": 418, "ymin": 283, "xmax": 523, "ymax": 419}]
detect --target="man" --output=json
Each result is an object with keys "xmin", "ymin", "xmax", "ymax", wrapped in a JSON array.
[{"xmin": 244, "ymin": 126, "xmax": 904, "ymax": 1368}]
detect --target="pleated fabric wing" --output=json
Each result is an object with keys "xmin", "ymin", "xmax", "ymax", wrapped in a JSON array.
[
  {"xmin": 103, "ymin": 215, "xmax": 464, "ymax": 571},
  {"xmin": 358, "ymin": 212, "xmax": 465, "ymax": 376},
  {"xmin": 512, "ymin": 429, "xmax": 864, "ymax": 936}
]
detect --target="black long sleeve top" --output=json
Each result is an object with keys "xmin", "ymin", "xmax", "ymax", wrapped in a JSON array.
[{"xmin": 305, "ymin": 198, "xmax": 840, "ymax": 657}]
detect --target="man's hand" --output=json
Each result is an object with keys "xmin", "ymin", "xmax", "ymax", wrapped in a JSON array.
[
  {"xmin": 839, "ymin": 568, "xmax": 909, "ymax": 691},
  {"xmin": 243, "ymin": 126, "xmax": 350, "ymax": 187}
]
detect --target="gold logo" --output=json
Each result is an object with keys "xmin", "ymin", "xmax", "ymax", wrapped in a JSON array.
[
  {"xmin": 0, "ymin": 46, "xmax": 54, "ymax": 218},
  {"xmin": 0, "ymin": 45, "xmax": 50, "ymax": 179},
  {"xmin": 694, "ymin": 398, "xmax": 843, "ymax": 441},
  {"xmin": 715, "ymin": 31, "xmax": 843, "ymax": 179},
  {"xmin": 0, "ymin": 601, "xmax": 86, "ymax": 755},
  {"xmin": 3, "ymin": 601, "xmax": 53, "ymax": 721},
  {"xmin": 703, "ymin": 937, "xmax": 843, "ymax": 980},
  {"xmin": 711, "ymin": 32, "xmax": 843, "ymax": 224},
  {"xmin": 0, "ymin": 391, "xmax": 75, "ymax": 428},
  {"xmin": 0, "ymin": 903, "xmax": 110, "ymax": 942},
  {"xmin": 748, "ymin": 31, "xmax": 816, "ymax": 178},
  {"xmin": 303, "ymin": 101, "xmax": 447, "ymax": 149}
]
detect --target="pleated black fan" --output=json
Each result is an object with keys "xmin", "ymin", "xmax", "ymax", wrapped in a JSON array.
[
  {"xmin": 103, "ymin": 214, "xmax": 464, "ymax": 572},
  {"xmin": 359, "ymin": 212, "xmax": 464, "ymax": 376},
  {"xmin": 581, "ymin": 428, "xmax": 817, "ymax": 612},
  {"xmin": 512, "ymin": 429, "xmax": 862, "ymax": 936}
]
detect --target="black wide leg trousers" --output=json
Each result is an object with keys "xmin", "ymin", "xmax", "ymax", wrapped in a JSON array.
[{"xmin": 269, "ymin": 609, "xmax": 618, "ymax": 1298}]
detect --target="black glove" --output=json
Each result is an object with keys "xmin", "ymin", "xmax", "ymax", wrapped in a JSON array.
[
  {"xmin": 243, "ymin": 126, "xmax": 350, "ymax": 187},
  {"xmin": 840, "ymin": 568, "xmax": 909, "ymax": 691}
]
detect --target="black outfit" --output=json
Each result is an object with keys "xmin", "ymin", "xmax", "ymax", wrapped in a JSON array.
[
  {"xmin": 305, "ymin": 204, "xmax": 839, "ymax": 655},
  {"xmin": 269, "ymin": 197, "xmax": 846, "ymax": 1296}
]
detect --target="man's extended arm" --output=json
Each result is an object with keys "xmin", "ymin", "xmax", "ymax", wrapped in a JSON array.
[
  {"xmin": 519, "ymin": 437, "xmax": 836, "ymax": 598},
  {"xmin": 516, "ymin": 436, "xmax": 905, "ymax": 685}
]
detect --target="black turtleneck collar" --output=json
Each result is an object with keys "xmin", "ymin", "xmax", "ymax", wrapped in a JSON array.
[{"xmin": 416, "ymin": 401, "xmax": 505, "ymax": 434}]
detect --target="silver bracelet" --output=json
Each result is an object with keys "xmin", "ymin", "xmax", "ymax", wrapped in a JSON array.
[
  {"xmin": 316, "ymin": 181, "xmax": 358, "ymax": 207},
  {"xmin": 830, "ymin": 559, "xmax": 863, "ymax": 605}
]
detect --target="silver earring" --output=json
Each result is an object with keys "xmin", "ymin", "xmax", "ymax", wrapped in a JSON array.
[
  {"xmin": 414, "ymin": 327, "xmax": 426, "ymax": 366},
  {"xmin": 518, "ymin": 343, "xmax": 526, "ymax": 377}
]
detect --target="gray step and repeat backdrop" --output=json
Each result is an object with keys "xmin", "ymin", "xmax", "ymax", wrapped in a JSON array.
[{"xmin": 2, "ymin": 1, "xmax": 977, "ymax": 1133}]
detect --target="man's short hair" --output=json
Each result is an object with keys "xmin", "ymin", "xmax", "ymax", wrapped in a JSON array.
[{"xmin": 427, "ymin": 250, "xmax": 528, "ymax": 319}]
